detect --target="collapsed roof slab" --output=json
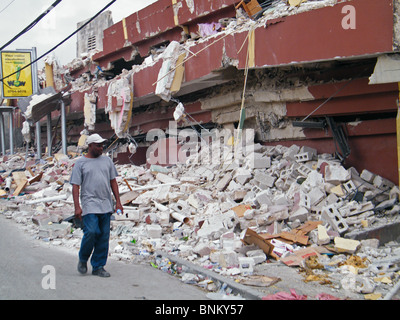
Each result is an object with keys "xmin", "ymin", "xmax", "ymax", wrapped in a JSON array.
[
  {"xmin": 232, "ymin": 0, "xmax": 395, "ymax": 69},
  {"xmin": 89, "ymin": 0, "xmax": 396, "ymax": 106},
  {"xmin": 286, "ymin": 78, "xmax": 399, "ymax": 118},
  {"xmin": 94, "ymin": 0, "xmax": 238, "ymax": 61},
  {"xmin": 66, "ymin": 0, "xmax": 398, "ymax": 146}
]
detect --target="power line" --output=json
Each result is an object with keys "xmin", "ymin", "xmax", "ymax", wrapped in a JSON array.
[
  {"xmin": 0, "ymin": 0, "xmax": 17, "ymax": 15},
  {"xmin": 0, "ymin": 0, "xmax": 117, "ymax": 83},
  {"xmin": 0, "ymin": 0, "xmax": 62, "ymax": 51}
]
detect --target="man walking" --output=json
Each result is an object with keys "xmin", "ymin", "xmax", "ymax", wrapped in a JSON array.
[{"xmin": 70, "ymin": 133, "xmax": 123, "ymax": 277}]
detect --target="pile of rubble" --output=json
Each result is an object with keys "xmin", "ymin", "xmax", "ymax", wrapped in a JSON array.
[{"xmin": 1, "ymin": 140, "xmax": 400, "ymax": 300}]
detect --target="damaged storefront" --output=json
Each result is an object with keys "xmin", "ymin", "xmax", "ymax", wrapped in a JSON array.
[
  {"xmin": 23, "ymin": 0, "xmax": 398, "ymax": 184},
  {"xmin": 1, "ymin": 0, "xmax": 400, "ymax": 300}
]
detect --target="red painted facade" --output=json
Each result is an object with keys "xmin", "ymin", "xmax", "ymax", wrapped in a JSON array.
[
  {"xmin": 85, "ymin": 0, "xmax": 395, "ymax": 102},
  {"xmin": 287, "ymin": 79, "xmax": 399, "ymax": 118}
]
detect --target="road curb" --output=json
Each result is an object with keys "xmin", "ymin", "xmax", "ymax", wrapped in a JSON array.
[{"xmin": 155, "ymin": 250, "xmax": 265, "ymax": 300}]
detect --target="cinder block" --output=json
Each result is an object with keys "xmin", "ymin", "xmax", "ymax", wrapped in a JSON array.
[
  {"xmin": 324, "ymin": 165, "xmax": 351, "ymax": 183},
  {"xmin": 283, "ymin": 145, "xmax": 300, "ymax": 160},
  {"xmin": 294, "ymin": 146, "xmax": 317, "ymax": 163},
  {"xmin": 343, "ymin": 180, "xmax": 357, "ymax": 194},
  {"xmin": 254, "ymin": 172, "xmax": 276, "ymax": 188},
  {"xmin": 300, "ymin": 146, "xmax": 317, "ymax": 157},
  {"xmin": 220, "ymin": 249, "xmax": 239, "ymax": 267},
  {"xmin": 321, "ymin": 205, "xmax": 349, "ymax": 235},
  {"xmin": 297, "ymin": 164, "xmax": 312, "ymax": 177},
  {"xmin": 280, "ymin": 168, "xmax": 293, "ymax": 179},
  {"xmin": 307, "ymin": 187, "xmax": 325, "ymax": 206},
  {"xmin": 238, "ymin": 257, "xmax": 254, "ymax": 275},
  {"xmin": 300, "ymin": 192, "xmax": 311, "ymax": 209},
  {"xmin": 38, "ymin": 222, "xmax": 71, "ymax": 239},
  {"xmin": 193, "ymin": 243, "xmax": 211, "ymax": 257},
  {"xmin": 233, "ymin": 189, "xmax": 248, "ymax": 201},
  {"xmin": 196, "ymin": 214, "xmax": 227, "ymax": 238},
  {"xmin": 373, "ymin": 175, "xmax": 395, "ymax": 191},
  {"xmin": 338, "ymin": 201, "xmax": 374, "ymax": 218},
  {"xmin": 246, "ymin": 249, "xmax": 266, "ymax": 264},
  {"xmin": 216, "ymin": 172, "xmax": 232, "ymax": 191},
  {"xmin": 273, "ymin": 193, "xmax": 290, "ymax": 206},
  {"xmin": 250, "ymin": 185, "xmax": 262, "ymax": 194},
  {"xmin": 255, "ymin": 190, "xmax": 272, "ymax": 206},
  {"xmin": 155, "ymin": 172, "xmax": 179, "ymax": 184},
  {"xmin": 32, "ymin": 214, "xmax": 52, "ymax": 226},
  {"xmin": 369, "ymin": 258, "xmax": 400, "ymax": 274},
  {"xmin": 170, "ymin": 200, "xmax": 191, "ymax": 215},
  {"xmin": 251, "ymin": 156, "xmax": 271, "ymax": 169},
  {"xmin": 360, "ymin": 169, "xmax": 375, "ymax": 183},
  {"xmin": 146, "ymin": 224, "xmax": 162, "ymax": 238},
  {"xmin": 274, "ymin": 177, "xmax": 285, "ymax": 191},
  {"xmin": 323, "ymin": 193, "xmax": 340, "ymax": 206},
  {"xmin": 234, "ymin": 168, "xmax": 252, "ymax": 185},
  {"xmin": 289, "ymin": 206, "xmax": 309, "ymax": 222},
  {"xmin": 294, "ymin": 152, "xmax": 312, "ymax": 163},
  {"xmin": 115, "ymin": 209, "xmax": 140, "ymax": 221}
]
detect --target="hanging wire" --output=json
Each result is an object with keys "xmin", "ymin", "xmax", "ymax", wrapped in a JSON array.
[
  {"xmin": 170, "ymin": 97, "xmax": 209, "ymax": 145},
  {"xmin": 0, "ymin": 0, "xmax": 17, "ymax": 15},
  {"xmin": 0, "ymin": 0, "xmax": 62, "ymax": 51},
  {"xmin": 0, "ymin": 0, "xmax": 117, "ymax": 83}
]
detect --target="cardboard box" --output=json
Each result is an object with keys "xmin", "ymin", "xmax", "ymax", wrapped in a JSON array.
[
  {"xmin": 241, "ymin": 228, "xmax": 273, "ymax": 256},
  {"xmin": 231, "ymin": 204, "xmax": 252, "ymax": 218}
]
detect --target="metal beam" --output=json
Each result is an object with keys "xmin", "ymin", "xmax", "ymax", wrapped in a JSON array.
[
  {"xmin": 0, "ymin": 113, "xmax": 5, "ymax": 155},
  {"xmin": 60, "ymin": 101, "xmax": 67, "ymax": 154},
  {"xmin": 8, "ymin": 111, "xmax": 13, "ymax": 155},
  {"xmin": 47, "ymin": 114, "xmax": 52, "ymax": 156},
  {"xmin": 35, "ymin": 122, "xmax": 41, "ymax": 159}
]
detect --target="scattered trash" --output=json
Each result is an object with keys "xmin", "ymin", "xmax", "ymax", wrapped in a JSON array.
[
  {"xmin": 1, "ymin": 138, "xmax": 400, "ymax": 300},
  {"xmin": 1, "ymin": 0, "xmax": 399, "ymax": 300},
  {"xmin": 262, "ymin": 289, "xmax": 307, "ymax": 300}
]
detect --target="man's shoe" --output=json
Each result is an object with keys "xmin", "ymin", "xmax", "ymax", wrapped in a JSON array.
[
  {"xmin": 77, "ymin": 261, "xmax": 87, "ymax": 274},
  {"xmin": 92, "ymin": 267, "xmax": 110, "ymax": 277}
]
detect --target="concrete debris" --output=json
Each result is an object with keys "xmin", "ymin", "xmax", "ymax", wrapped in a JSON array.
[
  {"xmin": 155, "ymin": 41, "xmax": 185, "ymax": 102},
  {"xmin": 64, "ymin": 0, "xmax": 347, "ymax": 141},
  {"xmin": 1, "ymin": 141, "xmax": 400, "ymax": 300},
  {"xmin": 105, "ymin": 72, "xmax": 133, "ymax": 138},
  {"xmin": 23, "ymin": 93, "xmax": 53, "ymax": 120}
]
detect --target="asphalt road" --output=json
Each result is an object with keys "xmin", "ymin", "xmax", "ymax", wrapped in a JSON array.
[{"xmin": 0, "ymin": 215, "xmax": 207, "ymax": 300}]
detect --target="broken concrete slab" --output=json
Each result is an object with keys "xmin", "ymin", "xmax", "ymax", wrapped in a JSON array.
[
  {"xmin": 216, "ymin": 172, "xmax": 232, "ymax": 191},
  {"xmin": 334, "ymin": 237, "xmax": 361, "ymax": 254},
  {"xmin": 2, "ymin": 134, "xmax": 400, "ymax": 300},
  {"xmin": 38, "ymin": 222, "xmax": 71, "ymax": 239}
]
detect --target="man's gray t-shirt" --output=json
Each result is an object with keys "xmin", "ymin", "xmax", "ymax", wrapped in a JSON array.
[{"xmin": 70, "ymin": 155, "xmax": 118, "ymax": 215}]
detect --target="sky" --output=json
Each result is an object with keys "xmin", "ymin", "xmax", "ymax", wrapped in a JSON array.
[{"xmin": 0, "ymin": 0, "xmax": 158, "ymax": 68}]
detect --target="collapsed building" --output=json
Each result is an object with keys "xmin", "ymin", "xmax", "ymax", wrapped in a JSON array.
[
  {"xmin": 1, "ymin": 0, "xmax": 400, "ymax": 300},
  {"xmin": 4, "ymin": 0, "xmax": 399, "ymax": 184}
]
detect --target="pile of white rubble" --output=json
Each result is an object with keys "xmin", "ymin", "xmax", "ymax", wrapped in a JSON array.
[{"xmin": 1, "ymin": 141, "xmax": 400, "ymax": 300}]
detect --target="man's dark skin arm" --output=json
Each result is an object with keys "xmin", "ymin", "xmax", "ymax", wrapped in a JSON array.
[
  {"xmin": 72, "ymin": 184, "xmax": 83, "ymax": 220},
  {"xmin": 110, "ymin": 178, "xmax": 123, "ymax": 215}
]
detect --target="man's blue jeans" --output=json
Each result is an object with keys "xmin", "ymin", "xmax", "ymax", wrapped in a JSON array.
[{"xmin": 79, "ymin": 213, "xmax": 111, "ymax": 271}]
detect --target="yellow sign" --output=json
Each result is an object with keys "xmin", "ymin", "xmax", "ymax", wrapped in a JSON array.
[{"xmin": 1, "ymin": 51, "xmax": 33, "ymax": 98}]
